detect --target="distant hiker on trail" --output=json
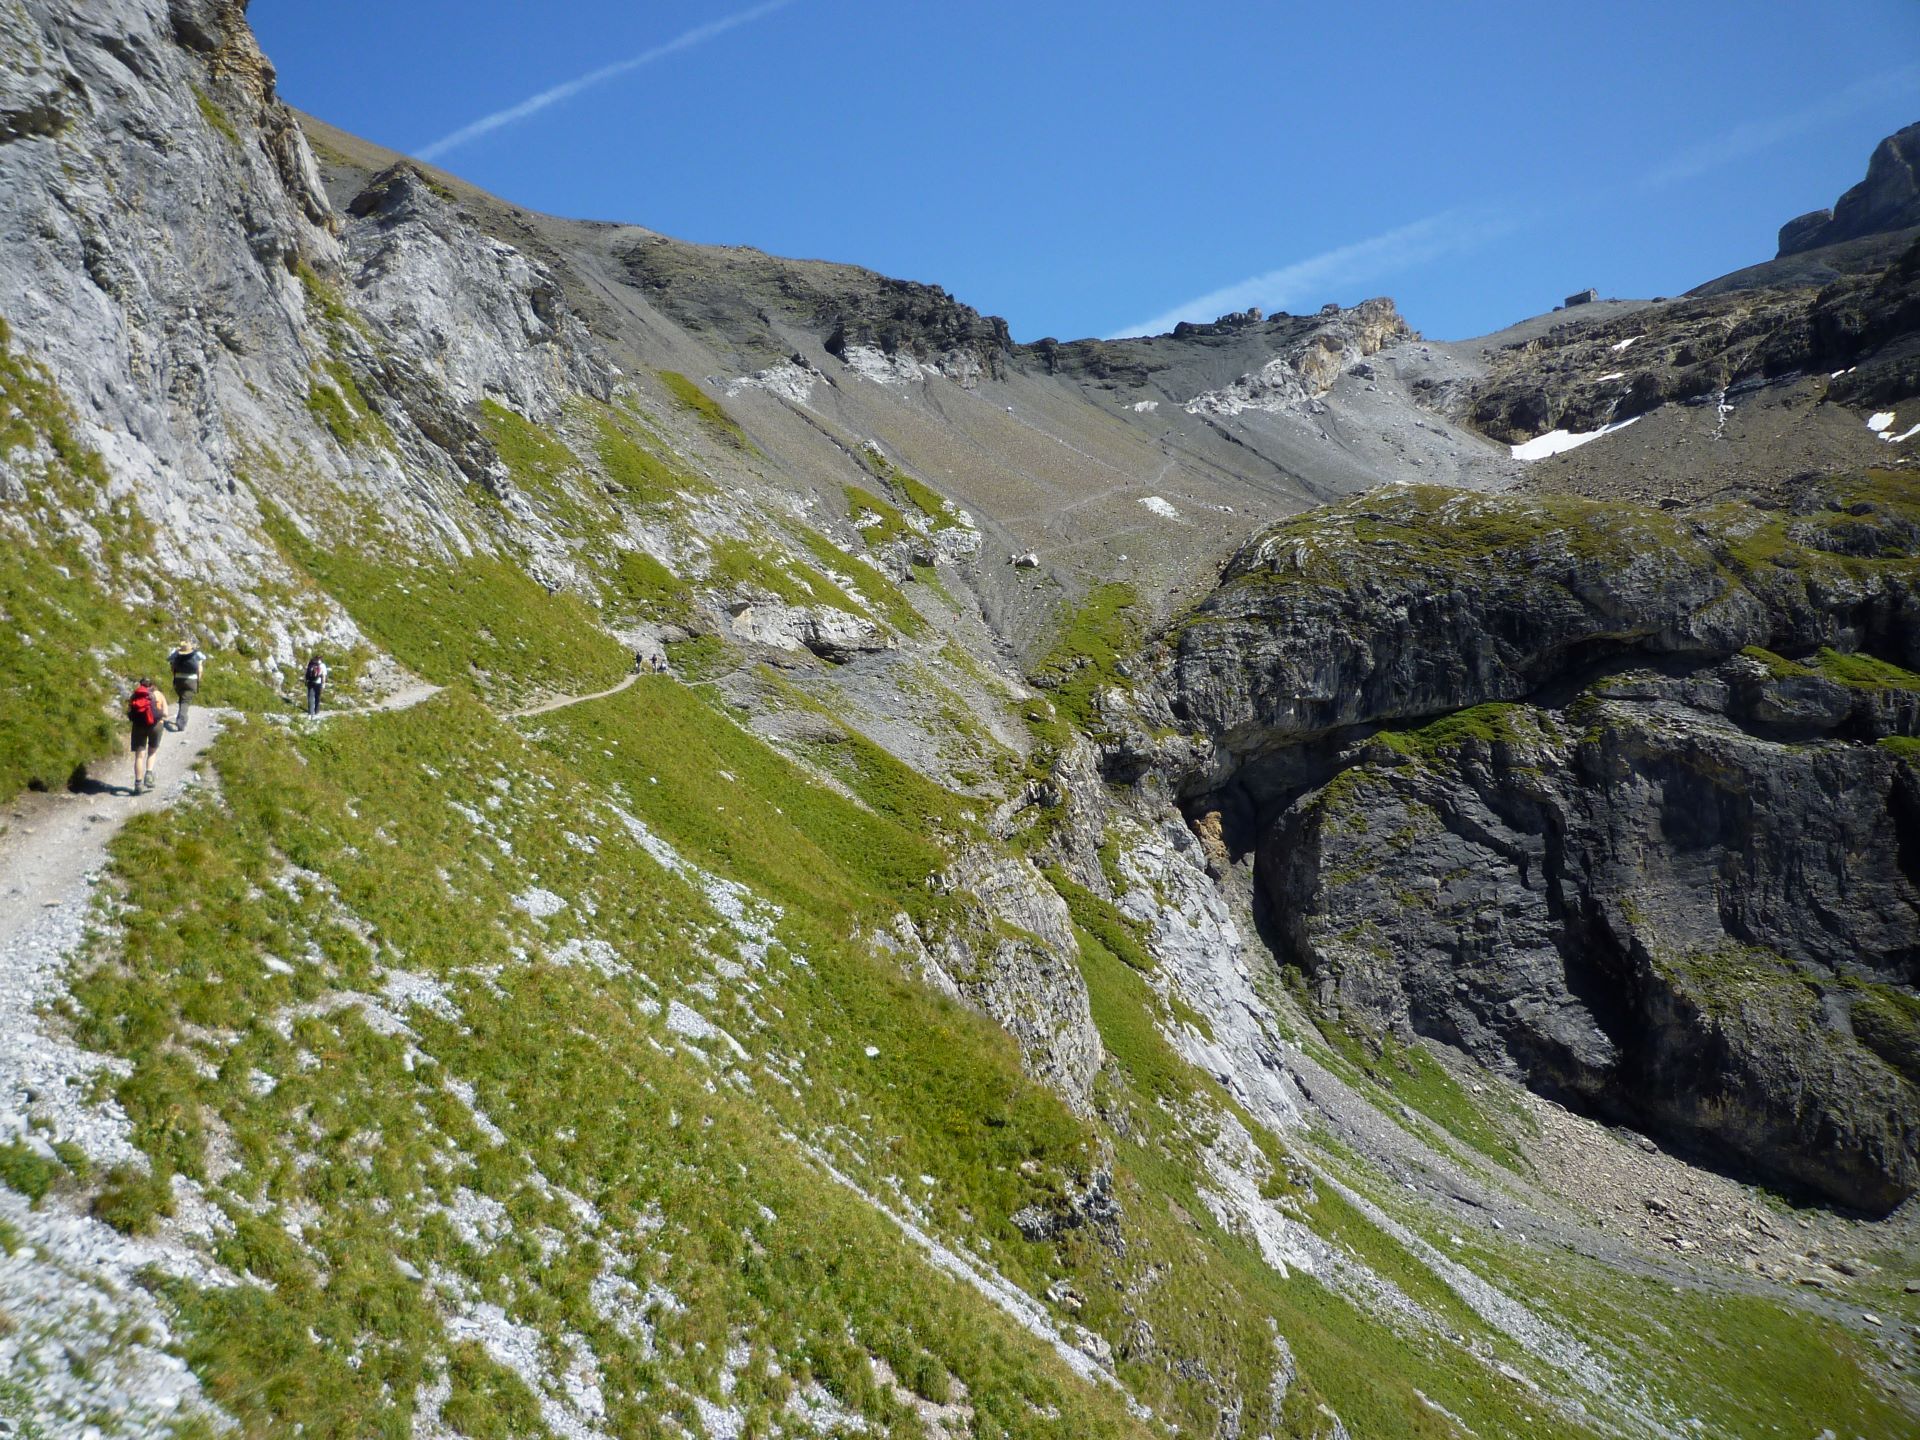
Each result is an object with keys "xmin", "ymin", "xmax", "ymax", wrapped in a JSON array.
[
  {"xmin": 303, "ymin": 655, "xmax": 327, "ymax": 716},
  {"xmin": 168, "ymin": 639, "xmax": 205, "ymax": 731},
  {"xmin": 127, "ymin": 678, "xmax": 168, "ymax": 794}
]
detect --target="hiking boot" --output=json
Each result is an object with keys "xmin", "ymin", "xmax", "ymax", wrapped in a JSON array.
[{"xmin": 144, "ymin": 774, "xmax": 157, "ymax": 791}]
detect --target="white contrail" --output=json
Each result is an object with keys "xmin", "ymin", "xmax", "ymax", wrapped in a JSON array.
[
  {"xmin": 1109, "ymin": 207, "xmax": 1520, "ymax": 339},
  {"xmin": 1644, "ymin": 64, "xmax": 1918, "ymax": 188},
  {"xmin": 417, "ymin": 0, "xmax": 798, "ymax": 162}
]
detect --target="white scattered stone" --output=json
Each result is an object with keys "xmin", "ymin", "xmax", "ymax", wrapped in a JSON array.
[
  {"xmin": 725, "ymin": 359, "xmax": 817, "ymax": 405},
  {"xmin": 513, "ymin": 886, "xmax": 568, "ymax": 920}
]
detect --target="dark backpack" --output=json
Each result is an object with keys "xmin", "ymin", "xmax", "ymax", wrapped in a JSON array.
[
  {"xmin": 305, "ymin": 658, "xmax": 324, "ymax": 685},
  {"xmin": 128, "ymin": 684, "xmax": 158, "ymax": 726}
]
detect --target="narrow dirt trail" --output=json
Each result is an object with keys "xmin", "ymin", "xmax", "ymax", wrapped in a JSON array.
[
  {"xmin": 507, "ymin": 669, "xmax": 642, "ymax": 719},
  {"xmin": 0, "ymin": 714, "xmax": 227, "ymax": 965},
  {"xmin": 0, "ymin": 679, "xmax": 449, "ymax": 959},
  {"xmin": 0, "ymin": 666, "xmax": 653, "ymax": 1430},
  {"xmin": 0, "ymin": 669, "xmax": 638, "ymax": 956}
]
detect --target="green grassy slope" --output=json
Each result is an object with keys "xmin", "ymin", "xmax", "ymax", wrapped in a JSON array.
[{"xmin": 5, "ymin": 317, "xmax": 1909, "ymax": 1437}]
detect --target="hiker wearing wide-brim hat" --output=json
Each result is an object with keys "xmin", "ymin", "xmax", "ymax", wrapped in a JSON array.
[{"xmin": 168, "ymin": 638, "xmax": 206, "ymax": 731}]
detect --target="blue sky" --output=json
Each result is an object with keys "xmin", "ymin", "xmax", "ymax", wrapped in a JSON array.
[{"xmin": 253, "ymin": 1, "xmax": 1919, "ymax": 343}]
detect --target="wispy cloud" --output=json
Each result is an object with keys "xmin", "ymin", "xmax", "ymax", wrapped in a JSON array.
[
  {"xmin": 417, "ymin": 0, "xmax": 799, "ymax": 162},
  {"xmin": 1644, "ymin": 64, "xmax": 1918, "ymax": 188},
  {"xmin": 1109, "ymin": 206, "xmax": 1520, "ymax": 339}
]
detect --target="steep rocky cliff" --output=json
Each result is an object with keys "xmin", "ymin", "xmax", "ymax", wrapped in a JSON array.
[
  {"xmin": 1151, "ymin": 478, "xmax": 1920, "ymax": 1212},
  {"xmin": 1778, "ymin": 121, "xmax": 1920, "ymax": 258}
]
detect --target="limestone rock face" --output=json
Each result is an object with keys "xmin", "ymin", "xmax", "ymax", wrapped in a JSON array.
[
  {"xmin": 1159, "ymin": 483, "xmax": 1920, "ymax": 782},
  {"xmin": 0, "ymin": 0, "xmax": 610, "ymax": 618},
  {"xmin": 727, "ymin": 600, "xmax": 895, "ymax": 663},
  {"xmin": 917, "ymin": 845, "xmax": 1104, "ymax": 1116},
  {"xmin": 1183, "ymin": 299, "xmax": 1412, "ymax": 419},
  {"xmin": 343, "ymin": 164, "xmax": 613, "ymax": 419},
  {"xmin": 0, "ymin": 0, "xmax": 343, "ymax": 579},
  {"xmin": 1460, "ymin": 234, "xmax": 1920, "ymax": 449},
  {"xmin": 1778, "ymin": 121, "xmax": 1920, "ymax": 257},
  {"xmin": 1154, "ymin": 480, "xmax": 1920, "ymax": 1212}
]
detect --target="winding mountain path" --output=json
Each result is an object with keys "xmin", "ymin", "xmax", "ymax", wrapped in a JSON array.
[
  {"xmin": 0, "ymin": 715, "xmax": 226, "ymax": 967},
  {"xmin": 0, "ymin": 667, "xmax": 652, "ymax": 1430},
  {"xmin": 507, "ymin": 669, "xmax": 642, "ymax": 719},
  {"xmin": 0, "ymin": 668, "xmax": 651, "ymax": 965}
]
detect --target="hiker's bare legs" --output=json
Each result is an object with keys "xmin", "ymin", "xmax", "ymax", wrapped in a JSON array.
[{"xmin": 130, "ymin": 726, "xmax": 159, "ymax": 792}]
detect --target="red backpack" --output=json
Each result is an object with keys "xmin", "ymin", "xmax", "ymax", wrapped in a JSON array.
[{"xmin": 127, "ymin": 683, "xmax": 158, "ymax": 726}]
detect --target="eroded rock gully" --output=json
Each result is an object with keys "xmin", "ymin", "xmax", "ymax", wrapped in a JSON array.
[{"xmin": 1142, "ymin": 478, "xmax": 1920, "ymax": 1213}]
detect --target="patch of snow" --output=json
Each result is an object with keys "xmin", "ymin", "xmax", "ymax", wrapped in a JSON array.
[
  {"xmin": 1888, "ymin": 423, "xmax": 1920, "ymax": 444},
  {"xmin": 1867, "ymin": 411, "xmax": 1895, "ymax": 433},
  {"xmin": 1829, "ymin": 366, "xmax": 1856, "ymax": 379},
  {"xmin": 1138, "ymin": 496, "xmax": 1181, "ymax": 520},
  {"xmin": 1509, "ymin": 415, "xmax": 1641, "ymax": 461},
  {"xmin": 1609, "ymin": 335, "xmax": 1641, "ymax": 353},
  {"xmin": 1594, "ymin": 371, "xmax": 1626, "ymax": 382},
  {"xmin": 1129, "ymin": 400, "xmax": 1159, "ymax": 413}
]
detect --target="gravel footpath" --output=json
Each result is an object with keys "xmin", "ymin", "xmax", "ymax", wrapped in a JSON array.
[{"xmin": 0, "ymin": 713, "xmax": 231, "ymax": 1436}]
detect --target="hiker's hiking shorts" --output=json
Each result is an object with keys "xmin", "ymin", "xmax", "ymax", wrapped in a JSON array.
[{"xmin": 130, "ymin": 720, "xmax": 162, "ymax": 754}]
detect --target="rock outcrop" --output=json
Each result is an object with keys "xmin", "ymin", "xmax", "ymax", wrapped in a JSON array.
[
  {"xmin": 1183, "ymin": 299, "xmax": 1412, "ymax": 419},
  {"xmin": 1152, "ymin": 478, "xmax": 1920, "ymax": 1211},
  {"xmin": 1778, "ymin": 121, "xmax": 1920, "ymax": 258},
  {"xmin": 911, "ymin": 845, "xmax": 1105, "ymax": 1116},
  {"xmin": 343, "ymin": 163, "xmax": 614, "ymax": 420},
  {"xmin": 1461, "ymin": 234, "xmax": 1920, "ymax": 448}
]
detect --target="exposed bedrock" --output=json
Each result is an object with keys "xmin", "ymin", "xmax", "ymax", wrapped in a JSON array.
[{"xmin": 1149, "ymin": 477, "xmax": 1920, "ymax": 1211}]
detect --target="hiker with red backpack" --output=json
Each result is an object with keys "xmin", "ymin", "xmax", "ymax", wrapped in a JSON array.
[
  {"xmin": 127, "ymin": 678, "xmax": 168, "ymax": 794},
  {"xmin": 303, "ymin": 655, "xmax": 327, "ymax": 716}
]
